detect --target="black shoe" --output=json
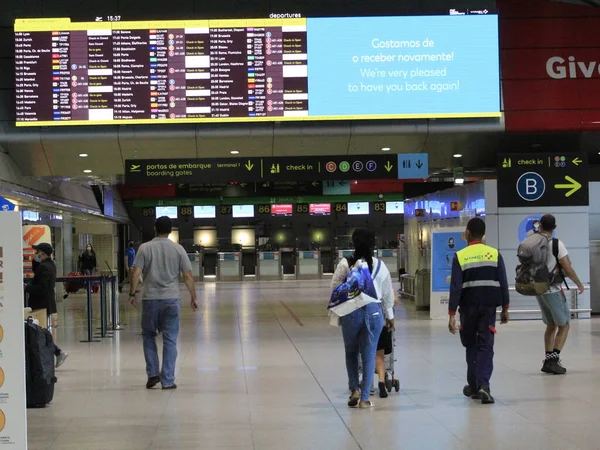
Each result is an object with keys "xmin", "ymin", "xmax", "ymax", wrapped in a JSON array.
[
  {"xmin": 378, "ymin": 382, "xmax": 388, "ymax": 399},
  {"xmin": 162, "ymin": 384, "xmax": 177, "ymax": 390},
  {"xmin": 544, "ymin": 359, "xmax": 567, "ymax": 375},
  {"xmin": 463, "ymin": 385, "xmax": 479, "ymax": 399},
  {"xmin": 146, "ymin": 376, "xmax": 160, "ymax": 389},
  {"xmin": 477, "ymin": 386, "xmax": 495, "ymax": 404},
  {"xmin": 541, "ymin": 359, "xmax": 552, "ymax": 374}
]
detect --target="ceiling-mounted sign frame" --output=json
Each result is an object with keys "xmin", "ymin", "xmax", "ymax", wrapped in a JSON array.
[
  {"xmin": 125, "ymin": 155, "xmax": 403, "ymax": 184},
  {"xmin": 497, "ymin": 153, "xmax": 589, "ymax": 207}
]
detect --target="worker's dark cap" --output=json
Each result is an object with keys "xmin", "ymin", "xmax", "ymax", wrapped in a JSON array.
[{"xmin": 32, "ymin": 243, "xmax": 53, "ymax": 256}]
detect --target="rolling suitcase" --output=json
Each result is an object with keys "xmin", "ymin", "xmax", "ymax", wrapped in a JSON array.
[
  {"xmin": 63, "ymin": 271, "xmax": 84, "ymax": 294},
  {"xmin": 24, "ymin": 319, "xmax": 57, "ymax": 408}
]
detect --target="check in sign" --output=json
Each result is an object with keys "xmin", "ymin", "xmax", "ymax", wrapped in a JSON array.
[{"xmin": 498, "ymin": 154, "xmax": 588, "ymax": 208}]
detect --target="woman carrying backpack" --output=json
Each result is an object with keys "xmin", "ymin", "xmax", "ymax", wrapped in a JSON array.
[{"xmin": 330, "ymin": 228, "xmax": 396, "ymax": 409}]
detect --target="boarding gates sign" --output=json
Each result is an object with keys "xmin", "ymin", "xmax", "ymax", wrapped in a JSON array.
[
  {"xmin": 497, "ymin": 153, "xmax": 589, "ymax": 208},
  {"xmin": 0, "ymin": 212, "xmax": 28, "ymax": 448}
]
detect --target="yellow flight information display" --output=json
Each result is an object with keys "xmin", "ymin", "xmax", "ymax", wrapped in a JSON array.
[{"xmin": 14, "ymin": 15, "xmax": 500, "ymax": 126}]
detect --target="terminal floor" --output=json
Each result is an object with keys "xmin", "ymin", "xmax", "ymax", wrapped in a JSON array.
[{"xmin": 28, "ymin": 281, "xmax": 600, "ymax": 450}]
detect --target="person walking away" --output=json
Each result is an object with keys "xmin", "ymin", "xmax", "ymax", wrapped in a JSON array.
[
  {"xmin": 330, "ymin": 228, "xmax": 395, "ymax": 408},
  {"xmin": 448, "ymin": 218, "xmax": 509, "ymax": 405},
  {"xmin": 129, "ymin": 216, "xmax": 199, "ymax": 389},
  {"xmin": 79, "ymin": 244, "xmax": 97, "ymax": 275},
  {"xmin": 120, "ymin": 241, "xmax": 137, "ymax": 293},
  {"xmin": 125, "ymin": 241, "xmax": 136, "ymax": 279},
  {"xmin": 533, "ymin": 215, "xmax": 584, "ymax": 374},
  {"xmin": 24, "ymin": 243, "xmax": 69, "ymax": 368}
]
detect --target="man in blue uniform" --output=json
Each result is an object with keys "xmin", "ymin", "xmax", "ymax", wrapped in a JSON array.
[{"xmin": 448, "ymin": 218, "xmax": 510, "ymax": 404}]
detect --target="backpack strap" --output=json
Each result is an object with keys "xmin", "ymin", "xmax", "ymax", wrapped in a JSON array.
[{"xmin": 552, "ymin": 238, "xmax": 570, "ymax": 291}]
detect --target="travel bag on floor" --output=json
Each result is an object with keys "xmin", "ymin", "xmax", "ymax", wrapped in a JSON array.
[
  {"xmin": 24, "ymin": 320, "xmax": 57, "ymax": 408},
  {"xmin": 63, "ymin": 271, "xmax": 84, "ymax": 294}
]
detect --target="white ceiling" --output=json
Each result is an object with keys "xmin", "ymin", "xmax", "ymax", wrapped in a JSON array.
[{"xmin": 1, "ymin": 120, "xmax": 507, "ymax": 180}]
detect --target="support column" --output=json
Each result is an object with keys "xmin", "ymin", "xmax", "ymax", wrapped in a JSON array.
[{"xmin": 62, "ymin": 214, "xmax": 74, "ymax": 275}]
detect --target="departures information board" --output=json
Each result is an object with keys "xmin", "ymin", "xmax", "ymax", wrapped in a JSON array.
[{"xmin": 14, "ymin": 14, "xmax": 500, "ymax": 126}]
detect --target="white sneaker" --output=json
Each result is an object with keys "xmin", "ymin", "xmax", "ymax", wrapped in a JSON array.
[{"xmin": 56, "ymin": 352, "xmax": 69, "ymax": 368}]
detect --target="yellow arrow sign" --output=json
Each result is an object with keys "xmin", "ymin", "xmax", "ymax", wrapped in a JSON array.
[
  {"xmin": 245, "ymin": 161, "xmax": 254, "ymax": 171},
  {"xmin": 385, "ymin": 161, "xmax": 394, "ymax": 172},
  {"xmin": 554, "ymin": 175, "xmax": 582, "ymax": 197},
  {"xmin": 572, "ymin": 157, "xmax": 582, "ymax": 166}
]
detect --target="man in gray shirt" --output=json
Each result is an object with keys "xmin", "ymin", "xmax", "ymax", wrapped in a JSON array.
[{"xmin": 129, "ymin": 216, "xmax": 199, "ymax": 389}]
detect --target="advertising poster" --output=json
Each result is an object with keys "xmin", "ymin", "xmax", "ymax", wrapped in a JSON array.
[
  {"xmin": 430, "ymin": 228, "xmax": 467, "ymax": 319},
  {"xmin": 22, "ymin": 225, "xmax": 51, "ymax": 279},
  {"xmin": 0, "ymin": 212, "xmax": 28, "ymax": 447},
  {"xmin": 516, "ymin": 215, "xmax": 557, "ymax": 245}
]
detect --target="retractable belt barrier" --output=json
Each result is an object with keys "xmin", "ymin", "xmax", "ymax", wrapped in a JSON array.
[{"xmin": 53, "ymin": 275, "xmax": 120, "ymax": 342}]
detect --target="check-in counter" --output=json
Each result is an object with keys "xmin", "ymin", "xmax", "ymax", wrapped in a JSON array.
[
  {"xmin": 203, "ymin": 249, "xmax": 218, "ymax": 278},
  {"xmin": 377, "ymin": 249, "xmax": 399, "ymax": 276},
  {"xmin": 217, "ymin": 252, "xmax": 242, "ymax": 282},
  {"xmin": 257, "ymin": 251, "xmax": 282, "ymax": 281},
  {"xmin": 189, "ymin": 252, "xmax": 203, "ymax": 282},
  {"xmin": 297, "ymin": 250, "xmax": 322, "ymax": 280},
  {"xmin": 320, "ymin": 247, "xmax": 334, "ymax": 274},
  {"xmin": 281, "ymin": 247, "xmax": 296, "ymax": 276}
]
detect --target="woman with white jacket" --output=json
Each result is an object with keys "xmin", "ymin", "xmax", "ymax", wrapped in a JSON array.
[{"xmin": 330, "ymin": 229, "xmax": 395, "ymax": 408}]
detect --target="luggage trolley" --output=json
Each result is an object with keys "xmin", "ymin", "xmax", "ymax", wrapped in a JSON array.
[{"xmin": 356, "ymin": 327, "xmax": 400, "ymax": 395}]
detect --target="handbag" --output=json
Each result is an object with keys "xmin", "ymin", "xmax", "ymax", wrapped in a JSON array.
[{"xmin": 328, "ymin": 259, "xmax": 382, "ymax": 318}]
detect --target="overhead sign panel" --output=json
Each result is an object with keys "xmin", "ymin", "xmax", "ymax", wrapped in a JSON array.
[
  {"xmin": 497, "ymin": 153, "xmax": 589, "ymax": 207},
  {"xmin": 125, "ymin": 155, "xmax": 399, "ymax": 184},
  {"xmin": 0, "ymin": 197, "xmax": 15, "ymax": 212},
  {"xmin": 176, "ymin": 181, "xmax": 322, "ymax": 198},
  {"xmin": 397, "ymin": 153, "xmax": 429, "ymax": 179},
  {"xmin": 14, "ymin": 15, "xmax": 500, "ymax": 126},
  {"xmin": 322, "ymin": 181, "xmax": 350, "ymax": 195}
]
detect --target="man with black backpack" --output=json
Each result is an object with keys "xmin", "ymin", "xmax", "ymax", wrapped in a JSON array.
[
  {"xmin": 526, "ymin": 215, "xmax": 584, "ymax": 375},
  {"xmin": 537, "ymin": 214, "xmax": 585, "ymax": 375}
]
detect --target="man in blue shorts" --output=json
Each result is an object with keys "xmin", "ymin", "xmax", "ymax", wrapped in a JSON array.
[{"xmin": 536, "ymin": 215, "xmax": 585, "ymax": 375}]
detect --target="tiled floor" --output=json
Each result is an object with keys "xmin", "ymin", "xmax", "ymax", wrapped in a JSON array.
[{"xmin": 28, "ymin": 281, "xmax": 600, "ymax": 450}]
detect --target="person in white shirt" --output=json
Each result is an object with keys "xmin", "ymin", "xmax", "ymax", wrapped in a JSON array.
[
  {"xmin": 535, "ymin": 215, "xmax": 584, "ymax": 375},
  {"xmin": 330, "ymin": 229, "xmax": 395, "ymax": 408}
]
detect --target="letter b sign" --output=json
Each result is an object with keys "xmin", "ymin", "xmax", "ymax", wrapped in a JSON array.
[{"xmin": 517, "ymin": 172, "xmax": 546, "ymax": 202}]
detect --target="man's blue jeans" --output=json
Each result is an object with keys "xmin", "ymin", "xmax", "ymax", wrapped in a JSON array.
[
  {"xmin": 142, "ymin": 299, "xmax": 180, "ymax": 387},
  {"xmin": 341, "ymin": 302, "xmax": 384, "ymax": 402}
]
